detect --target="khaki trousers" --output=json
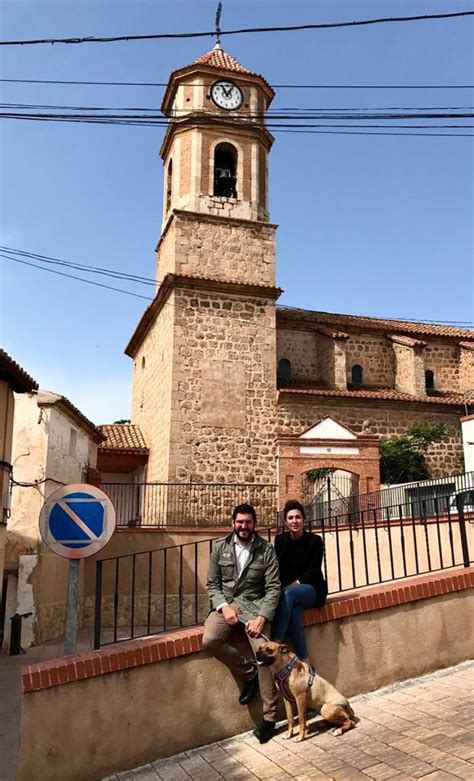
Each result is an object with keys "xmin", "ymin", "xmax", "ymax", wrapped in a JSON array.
[{"xmin": 202, "ymin": 603, "xmax": 279, "ymax": 722}]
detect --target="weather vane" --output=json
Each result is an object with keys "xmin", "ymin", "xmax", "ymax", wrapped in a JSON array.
[{"xmin": 215, "ymin": 2, "xmax": 222, "ymax": 45}]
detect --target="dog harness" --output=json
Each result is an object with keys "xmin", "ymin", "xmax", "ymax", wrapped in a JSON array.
[{"xmin": 274, "ymin": 656, "xmax": 316, "ymax": 704}]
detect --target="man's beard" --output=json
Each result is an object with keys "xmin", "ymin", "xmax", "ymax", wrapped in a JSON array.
[{"xmin": 235, "ymin": 528, "xmax": 253, "ymax": 542}]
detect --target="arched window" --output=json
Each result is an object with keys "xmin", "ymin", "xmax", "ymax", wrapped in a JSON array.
[
  {"xmin": 351, "ymin": 365, "xmax": 363, "ymax": 385},
  {"xmin": 166, "ymin": 159, "xmax": 173, "ymax": 212},
  {"xmin": 277, "ymin": 358, "xmax": 292, "ymax": 381},
  {"xmin": 214, "ymin": 143, "xmax": 237, "ymax": 198},
  {"xmin": 425, "ymin": 369, "xmax": 435, "ymax": 390}
]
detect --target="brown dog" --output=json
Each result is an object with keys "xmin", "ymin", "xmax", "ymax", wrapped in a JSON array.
[{"xmin": 256, "ymin": 641, "xmax": 355, "ymax": 742}]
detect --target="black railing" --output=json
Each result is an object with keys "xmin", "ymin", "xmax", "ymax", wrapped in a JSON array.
[
  {"xmin": 93, "ymin": 488, "xmax": 473, "ymax": 649},
  {"xmin": 100, "ymin": 481, "xmax": 278, "ymax": 527},
  {"xmin": 300, "ymin": 471, "xmax": 474, "ymax": 528}
]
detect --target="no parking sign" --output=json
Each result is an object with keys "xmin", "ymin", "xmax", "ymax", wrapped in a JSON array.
[
  {"xmin": 39, "ymin": 483, "xmax": 116, "ymax": 654},
  {"xmin": 39, "ymin": 483, "xmax": 116, "ymax": 559}
]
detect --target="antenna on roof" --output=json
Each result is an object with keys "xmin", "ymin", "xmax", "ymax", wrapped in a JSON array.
[{"xmin": 214, "ymin": 1, "xmax": 223, "ymax": 49}]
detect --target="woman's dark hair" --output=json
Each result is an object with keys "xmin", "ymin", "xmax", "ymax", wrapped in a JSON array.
[{"xmin": 283, "ymin": 500, "xmax": 306, "ymax": 521}]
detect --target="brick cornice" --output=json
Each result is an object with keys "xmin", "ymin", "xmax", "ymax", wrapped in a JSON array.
[
  {"xmin": 160, "ymin": 116, "xmax": 275, "ymax": 161},
  {"xmin": 277, "ymin": 434, "xmax": 380, "ymax": 447},
  {"xmin": 22, "ymin": 567, "xmax": 474, "ymax": 695},
  {"xmin": 161, "ymin": 64, "xmax": 274, "ymax": 117},
  {"xmin": 278, "ymin": 385, "xmax": 466, "ymax": 410},
  {"xmin": 125, "ymin": 272, "xmax": 281, "ymax": 358}
]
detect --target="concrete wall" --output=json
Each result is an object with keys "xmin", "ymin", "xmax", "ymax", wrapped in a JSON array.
[
  {"xmin": 5, "ymin": 394, "xmax": 98, "ymax": 647},
  {"xmin": 0, "ymin": 380, "xmax": 15, "ymax": 607},
  {"xmin": 17, "ymin": 583, "xmax": 474, "ymax": 781}
]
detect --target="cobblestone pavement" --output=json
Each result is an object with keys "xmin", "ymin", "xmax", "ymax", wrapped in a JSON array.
[{"xmin": 105, "ymin": 662, "xmax": 474, "ymax": 781}]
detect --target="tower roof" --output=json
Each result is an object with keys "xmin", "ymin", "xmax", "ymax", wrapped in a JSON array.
[
  {"xmin": 192, "ymin": 42, "xmax": 252, "ymax": 75},
  {"xmin": 161, "ymin": 42, "xmax": 274, "ymax": 115}
]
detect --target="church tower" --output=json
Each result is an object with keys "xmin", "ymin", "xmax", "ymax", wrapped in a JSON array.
[{"xmin": 127, "ymin": 44, "xmax": 280, "ymax": 484}]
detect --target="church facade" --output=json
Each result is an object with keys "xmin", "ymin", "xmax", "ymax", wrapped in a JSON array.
[{"xmin": 125, "ymin": 45, "xmax": 473, "ymax": 501}]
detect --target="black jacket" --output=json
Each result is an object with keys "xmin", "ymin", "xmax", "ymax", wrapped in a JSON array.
[{"xmin": 274, "ymin": 531, "xmax": 328, "ymax": 608}]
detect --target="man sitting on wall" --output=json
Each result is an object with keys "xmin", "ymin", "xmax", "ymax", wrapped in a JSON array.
[{"xmin": 202, "ymin": 503, "xmax": 281, "ymax": 743}]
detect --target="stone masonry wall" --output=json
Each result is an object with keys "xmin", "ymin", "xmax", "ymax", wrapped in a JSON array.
[
  {"xmin": 277, "ymin": 395, "xmax": 463, "ymax": 477},
  {"xmin": 424, "ymin": 342, "xmax": 460, "ymax": 392},
  {"xmin": 460, "ymin": 345, "xmax": 474, "ymax": 393},
  {"xmin": 167, "ymin": 286, "xmax": 278, "ymax": 483},
  {"xmin": 155, "ymin": 218, "xmax": 177, "ymax": 288},
  {"xmin": 277, "ymin": 329, "xmax": 318, "ymax": 382},
  {"xmin": 316, "ymin": 334, "xmax": 347, "ymax": 390},
  {"xmin": 131, "ymin": 294, "xmax": 175, "ymax": 482},
  {"xmin": 393, "ymin": 343, "xmax": 426, "ymax": 396},
  {"xmin": 345, "ymin": 334, "xmax": 395, "ymax": 387},
  {"xmin": 156, "ymin": 213, "xmax": 275, "ymax": 290}
]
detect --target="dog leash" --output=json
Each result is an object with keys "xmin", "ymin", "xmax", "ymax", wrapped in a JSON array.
[
  {"xmin": 238, "ymin": 616, "xmax": 271, "ymax": 642},
  {"xmin": 237, "ymin": 618, "xmax": 316, "ymax": 702}
]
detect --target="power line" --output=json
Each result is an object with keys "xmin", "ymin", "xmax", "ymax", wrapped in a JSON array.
[
  {"xmin": 0, "ymin": 254, "xmax": 154, "ymax": 300},
  {"xmin": 3, "ymin": 102, "xmax": 474, "ymax": 118},
  {"xmin": 1, "ymin": 246, "xmax": 472, "ymax": 328},
  {"xmin": 0, "ymin": 245, "xmax": 155, "ymax": 285},
  {"xmin": 1, "ymin": 78, "xmax": 474, "ymax": 89},
  {"xmin": 2, "ymin": 110, "xmax": 473, "ymax": 126},
  {"xmin": 272, "ymin": 129, "xmax": 474, "ymax": 137},
  {"xmin": 2, "ymin": 112, "xmax": 471, "ymax": 136},
  {"xmin": 1, "ymin": 10, "xmax": 473, "ymax": 46}
]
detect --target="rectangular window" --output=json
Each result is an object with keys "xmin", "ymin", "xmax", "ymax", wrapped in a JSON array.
[{"xmin": 69, "ymin": 428, "xmax": 77, "ymax": 457}]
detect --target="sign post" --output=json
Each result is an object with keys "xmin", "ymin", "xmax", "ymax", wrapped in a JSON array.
[
  {"xmin": 39, "ymin": 483, "xmax": 116, "ymax": 655},
  {"xmin": 64, "ymin": 559, "xmax": 80, "ymax": 655}
]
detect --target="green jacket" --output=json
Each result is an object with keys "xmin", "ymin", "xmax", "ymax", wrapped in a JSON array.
[{"xmin": 207, "ymin": 532, "xmax": 281, "ymax": 622}]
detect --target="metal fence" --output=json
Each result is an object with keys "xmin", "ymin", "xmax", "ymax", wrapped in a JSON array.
[
  {"xmin": 100, "ymin": 482, "xmax": 279, "ymax": 527},
  {"xmin": 93, "ymin": 484, "xmax": 473, "ymax": 649},
  {"xmin": 302, "ymin": 471, "xmax": 474, "ymax": 527}
]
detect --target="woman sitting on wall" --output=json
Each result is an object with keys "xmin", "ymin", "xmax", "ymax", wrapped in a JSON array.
[{"xmin": 272, "ymin": 500, "xmax": 328, "ymax": 662}]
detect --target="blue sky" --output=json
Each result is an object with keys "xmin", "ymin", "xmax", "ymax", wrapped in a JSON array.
[{"xmin": 1, "ymin": 0, "xmax": 473, "ymax": 423}]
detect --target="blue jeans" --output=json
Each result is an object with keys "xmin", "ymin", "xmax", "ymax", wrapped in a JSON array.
[{"xmin": 272, "ymin": 584, "xmax": 317, "ymax": 659}]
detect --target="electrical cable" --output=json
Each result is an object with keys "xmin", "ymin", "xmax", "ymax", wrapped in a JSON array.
[
  {"xmin": 1, "ymin": 78, "xmax": 473, "ymax": 89},
  {"xmin": 0, "ymin": 254, "xmax": 154, "ymax": 300},
  {"xmin": 3, "ymin": 102, "xmax": 474, "ymax": 119},
  {"xmin": 1, "ymin": 250, "xmax": 472, "ymax": 328},
  {"xmin": 1, "ymin": 111, "xmax": 473, "ymax": 132},
  {"xmin": 0, "ymin": 246, "xmax": 156, "ymax": 285},
  {"xmin": 11, "ymin": 476, "xmax": 66, "ymax": 487},
  {"xmin": 1, "ymin": 10, "xmax": 473, "ymax": 46}
]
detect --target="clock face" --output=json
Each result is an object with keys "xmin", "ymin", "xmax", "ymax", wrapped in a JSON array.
[{"xmin": 210, "ymin": 80, "xmax": 243, "ymax": 111}]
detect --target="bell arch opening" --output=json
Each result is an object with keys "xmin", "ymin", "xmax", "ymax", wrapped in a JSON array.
[{"xmin": 213, "ymin": 143, "xmax": 237, "ymax": 198}]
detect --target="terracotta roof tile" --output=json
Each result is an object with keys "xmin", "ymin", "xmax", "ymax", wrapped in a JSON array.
[
  {"xmin": 98, "ymin": 424, "xmax": 148, "ymax": 453},
  {"xmin": 0, "ymin": 349, "xmax": 38, "ymax": 393},
  {"xmin": 388, "ymin": 334, "xmax": 427, "ymax": 348},
  {"xmin": 278, "ymin": 381, "xmax": 466, "ymax": 407},
  {"xmin": 193, "ymin": 45, "xmax": 252, "ymax": 74},
  {"xmin": 277, "ymin": 307, "xmax": 474, "ymax": 341}
]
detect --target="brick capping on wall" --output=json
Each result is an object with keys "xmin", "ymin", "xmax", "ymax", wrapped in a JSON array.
[{"xmin": 22, "ymin": 567, "xmax": 473, "ymax": 695}]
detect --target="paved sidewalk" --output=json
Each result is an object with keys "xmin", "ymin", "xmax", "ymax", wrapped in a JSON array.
[{"xmin": 106, "ymin": 662, "xmax": 474, "ymax": 781}]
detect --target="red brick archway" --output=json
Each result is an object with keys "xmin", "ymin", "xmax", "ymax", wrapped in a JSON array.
[{"xmin": 277, "ymin": 416, "xmax": 380, "ymax": 509}]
